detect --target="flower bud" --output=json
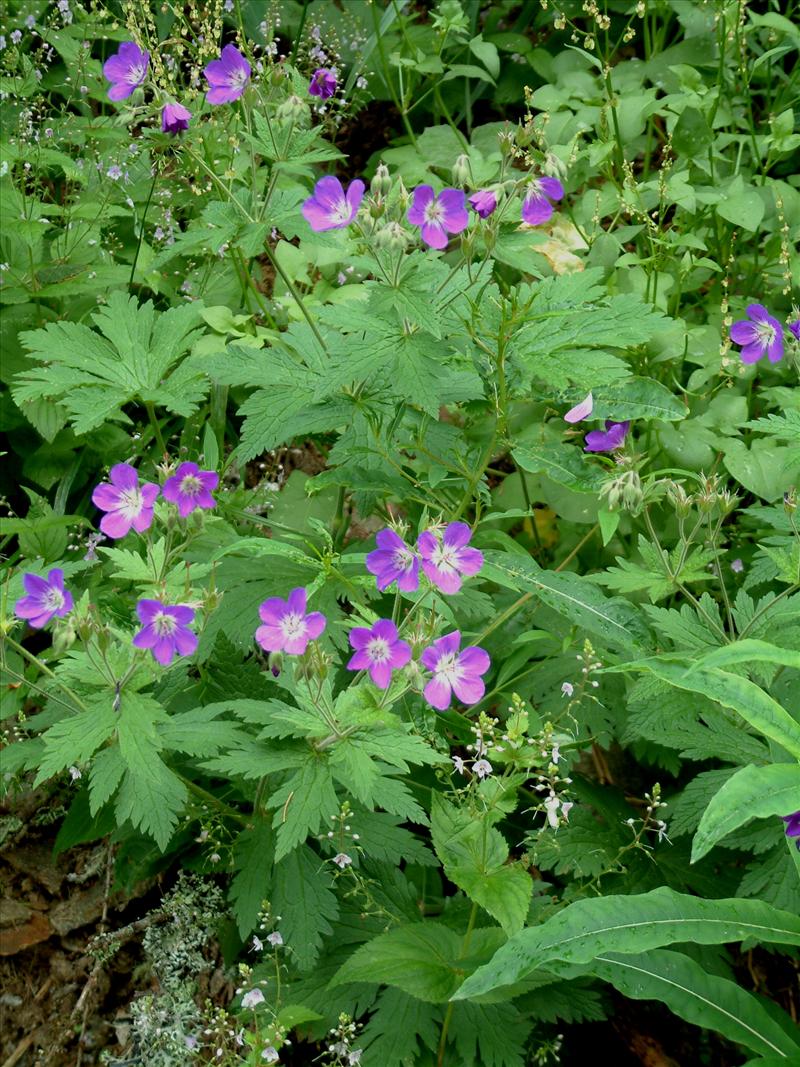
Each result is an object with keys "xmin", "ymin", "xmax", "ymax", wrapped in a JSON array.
[
  {"xmin": 785, "ymin": 488, "xmax": 798, "ymax": 514},
  {"xmin": 276, "ymin": 94, "xmax": 309, "ymax": 125},
  {"xmin": 370, "ymin": 163, "xmax": 391, "ymax": 198},
  {"xmin": 368, "ymin": 197, "xmax": 386, "ymax": 220},
  {"xmin": 268, "ymin": 651, "xmax": 283, "ymax": 678},
  {"xmin": 396, "ymin": 178, "xmax": 410, "ymax": 211},
  {"xmin": 51, "ymin": 617, "xmax": 77, "ymax": 656},
  {"xmin": 451, "ymin": 153, "xmax": 471, "ymax": 187},
  {"xmin": 666, "ymin": 480, "xmax": 692, "ymax": 518},
  {"xmin": 498, "ymin": 127, "xmax": 516, "ymax": 155},
  {"xmin": 270, "ymin": 65, "xmax": 286, "ymax": 87},
  {"xmin": 374, "ymin": 221, "xmax": 409, "ymax": 252}
]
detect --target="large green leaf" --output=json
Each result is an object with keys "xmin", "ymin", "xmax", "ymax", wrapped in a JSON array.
[
  {"xmin": 454, "ymin": 888, "xmax": 800, "ymax": 999},
  {"xmin": 272, "ymin": 845, "xmax": 339, "ymax": 972},
  {"xmin": 691, "ymin": 764, "xmax": 800, "ymax": 862},
  {"xmin": 586, "ymin": 950, "xmax": 800, "ymax": 1059},
  {"xmin": 687, "ymin": 639, "xmax": 800, "ymax": 674},
  {"xmin": 512, "ymin": 442, "xmax": 605, "ymax": 494},
  {"xmin": 431, "ymin": 795, "xmax": 532, "ymax": 936},
  {"xmin": 613, "ymin": 659, "xmax": 800, "ymax": 759},
  {"xmin": 230, "ymin": 821, "xmax": 274, "ymax": 938},
  {"xmin": 590, "ymin": 377, "xmax": 687, "ymax": 421}
]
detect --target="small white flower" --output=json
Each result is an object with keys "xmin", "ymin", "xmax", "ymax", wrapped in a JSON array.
[
  {"xmin": 544, "ymin": 794, "xmax": 560, "ymax": 829},
  {"xmin": 561, "ymin": 682, "xmax": 574, "ymax": 697},
  {"xmin": 349, "ymin": 1052, "xmax": 363, "ymax": 1065},
  {"xmin": 561, "ymin": 801, "xmax": 573, "ymax": 820},
  {"xmin": 451, "ymin": 755, "xmax": 466, "ymax": 775},
  {"xmin": 68, "ymin": 766, "xmax": 82, "ymax": 780},
  {"xmin": 730, "ymin": 558, "xmax": 744, "ymax": 573},
  {"xmin": 473, "ymin": 758, "xmax": 493, "ymax": 779},
  {"xmin": 262, "ymin": 1048, "xmax": 279, "ymax": 1064},
  {"xmin": 551, "ymin": 744, "xmax": 560, "ymax": 764},
  {"xmin": 267, "ymin": 931, "xmax": 283, "ymax": 946},
  {"xmin": 251, "ymin": 935, "xmax": 264, "ymax": 952},
  {"xmin": 241, "ymin": 988, "xmax": 265, "ymax": 1009},
  {"xmin": 333, "ymin": 852, "xmax": 352, "ymax": 869}
]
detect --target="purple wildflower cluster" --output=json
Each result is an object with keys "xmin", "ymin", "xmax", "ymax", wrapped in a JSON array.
[
  {"xmin": 251, "ymin": 522, "xmax": 488, "ymax": 709},
  {"xmin": 729, "ymin": 304, "xmax": 798, "ymax": 366}
]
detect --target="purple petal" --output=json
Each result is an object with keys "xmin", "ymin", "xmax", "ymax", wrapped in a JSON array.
[
  {"xmin": 396, "ymin": 558, "xmax": 420, "ymax": 591},
  {"xmin": 152, "ymin": 636, "xmax": 177, "ymax": 665},
  {"xmin": 539, "ymin": 176, "xmax": 564, "ymax": 201},
  {"xmin": 424, "ymin": 676, "xmax": 452, "ymax": 711},
  {"xmin": 255, "ymin": 623, "xmax": 284, "ymax": 652},
  {"xmin": 347, "ymin": 649, "xmax": 371, "ymax": 670},
  {"xmin": 283, "ymin": 631, "xmax": 311, "ymax": 656},
  {"xmin": 259, "ymin": 598, "xmax": 288, "ymax": 625},
  {"xmin": 454, "ymin": 546, "xmax": 483, "ymax": 576},
  {"xmin": 407, "ymin": 185, "xmax": 435, "ymax": 225},
  {"xmin": 132, "ymin": 623, "xmax": 157, "ymax": 650},
  {"xmin": 302, "ymin": 198, "xmax": 337, "ymax": 232},
  {"xmin": 729, "ymin": 320, "xmax": 758, "ymax": 345},
  {"xmin": 388, "ymin": 641, "xmax": 411, "ymax": 669},
  {"xmin": 564, "ymin": 392, "xmax": 594, "ymax": 423},
  {"xmin": 173, "ymin": 627, "xmax": 198, "ymax": 657},
  {"xmin": 169, "ymin": 605, "xmax": 195, "ymax": 625},
  {"xmin": 442, "ymin": 522, "xmax": 472, "ymax": 550},
  {"xmin": 22, "ymin": 572, "xmax": 50, "ymax": 597},
  {"xmin": 370, "ymin": 661, "xmax": 392, "ymax": 689},
  {"xmin": 311, "ymin": 176, "xmax": 346, "ymax": 212},
  {"xmin": 437, "ymin": 631, "xmax": 462, "ymax": 656},
  {"xmin": 521, "ymin": 191, "xmax": 554, "ymax": 226},
  {"xmin": 420, "ymin": 646, "xmax": 439, "ymax": 672},
  {"xmin": 349, "ymin": 626, "xmax": 372, "ymax": 651},
  {"xmin": 205, "ymin": 85, "xmax": 245, "ymax": 104},
  {"xmin": 345, "ymin": 179, "xmax": 366, "ymax": 217},
  {"xmin": 451, "ymin": 673, "xmax": 485, "ymax": 705},
  {"xmin": 739, "ymin": 342, "xmax": 764, "ymax": 365},
  {"xmin": 109, "ymin": 463, "xmax": 139, "ymax": 490},
  {"xmin": 304, "ymin": 612, "xmax": 326, "ymax": 640},
  {"xmin": 287, "ymin": 587, "xmax": 307, "ymax": 615},
  {"xmin": 767, "ymin": 333, "xmax": 784, "ymax": 363},
  {"xmin": 99, "ymin": 510, "xmax": 133, "ymax": 539},
  {"xmin": 108, "ymin": 81, "xmax": 136, "ymax": 101},
  {"xmin": 131, "ymin": 506, "xmax": 155, "ymax": 534},
  {"xmin": 416, "ymin": 530, "xmax": 438, "ymax": 560},
  {"xmin": 136, "ymin": 599, "xmax": 164, "ymax": 624},
  {"xmin": 745, "ymin": 303, "xmax": 770, "ymax": 323},
  {"xmin": 420, "ymin": 221, "xmax": 448, "ymax": 249},
  {"xmin": 421, "ymin": 559, "xmax": 462, "ymax": 594},
  {"xmin": 437, "ymin": 188, "xmax": 469, "ymax": 233},
  {"xmin": 458, "ymin": 646, "xmax": 491, "ymax": 675},
  {"xmin": 375, "ymin": 528, "xmax": 405, "ymax": 552},
  {"xmin": 372, "ymin": 619, "xmax": 399, "ymax": 642}
]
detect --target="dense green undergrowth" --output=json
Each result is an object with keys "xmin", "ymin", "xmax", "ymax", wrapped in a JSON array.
[{"xmin": 1, "ymin": 1, "xmax": 799, "ymax": 1065}]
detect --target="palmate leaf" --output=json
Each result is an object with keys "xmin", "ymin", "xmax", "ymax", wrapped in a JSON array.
[
  {"xmin": 584, "ymin": 949, "xmax": 800, "ymax": 1060},
  {"xmin": 453, "ymin": 887, "xmax": 800, "ymax": 999},
  {"xmin": 15, "ymin": 292, "xmax": 207, "ymax": 433},
  {"xmin": 272, "ymin": 845, "xmax": 340, "ymax": 972},
  {"xmin": 268, "ymin": 753, "xmax": 340, "ymax": 860},
  {"xmin": 692, "ymin": 764, "xmax": 800, "ymax": 861}
]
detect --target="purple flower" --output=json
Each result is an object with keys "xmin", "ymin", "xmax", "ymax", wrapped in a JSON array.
[
  {"xmin": 162, "ymin": 462, "xmax": 218, "ymax": 517},
  {"xmin": 407, "ymin": 185, "xmax": 469, "ymax": 250},
  {"xmin": 133, "ymin": 599, "xmax": 197, "ymax": 665},
  {"xmin": 468, "ymin": 190, "xmax": 497, "ymax": 218},
  {"xmin": 309, "ymin": 67, "xmax": 337, "ymax": 99},
  {"xmin": 255, "ymin": 587, "xmax": 326, "ymax": 656},
  {"xmin": 584, "ymin": 420, "xmax": 630, "ymax": 453},
  {"xmin": 564, "ymin": 392, "xmax": 593, "ymax": 424},
  {"xmin": 301, "ymin": 176, "xmax": 365, "ymax": 232},
  {"xmin": 347, "ymin": 618, "xmax": 411, "ymax": 689},
  {"xmin": 161, "ymin": 102, "xmax": 191, "ymax": 134},
  {"xmin": 103, "ymin": 41, "xmax": 149, "ymax": 101},
  {"xmin": 92, "ymin": 463, "xmax": 160, "ymax": 539},
  {"xmin": 417, "ymin": 522, "xmax": 483, "ymax": 595},
  {"xmin": 14, "ymin": 569, "xmax": 73, "ymax": 629},
  {"xmin": 365, "ymin": 528, "xmax": 419, "ymax": 592},
  {"xmin": 730, "ymin": 304, "xmax": 784, "ymax": 365},
  {"xmin": 420, "ymin": 631, "xmax": 490, "ymax": 710},
  {"xmin": 785, "ymin": 810, "xmax": 800, "ymax": 845},
  {"xmin": 788, "ymin": 321, "xmax": 800, "ymax": 341},
  {"xmin": 204, "ymin": 44, "xmax": 251, "ymax": 105},
  {"xmin": 521, "ymin": 176, "xmax": 564, "ymax": 225}
]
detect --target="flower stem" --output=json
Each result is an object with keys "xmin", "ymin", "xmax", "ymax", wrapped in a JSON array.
[{"xmin": 129, "ymin": 167, "xmax": 158, "ymax": 289}]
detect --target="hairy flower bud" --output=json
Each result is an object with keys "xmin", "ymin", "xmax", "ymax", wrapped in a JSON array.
[
  {"xmin": 666, "ymin": 480, "xmax": 692, "ymax": 518},
  {"xmin": 451, "ymin": 153, "xmax": 471, "ymax": 187},
  {"xmin": 784, "ymin": 488, "xmax": 798, "ymax": 514},
  {"xmin": 276, "ymin": 94, "xmax": 309, "ymax": 125},
  {"xmin": 374, "ymin": 221, "xmax": 408, "ymax": 251},
  {"xmin": 497, "ymin": 127, "xmax": 516, "ymax": 155},
  {"xmin": 370, "ymin": 162, "xmax": 391, "ymax": 198}
]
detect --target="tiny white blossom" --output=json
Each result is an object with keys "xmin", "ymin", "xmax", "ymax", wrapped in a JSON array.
[
  {"xmin": 473, "ymin": 758, "xmax": 493, "ymax": 779},
  {"xmin": 241, "ymin": 988, "xmax": 265, "ymax": 1009},
  {"xmin": 262, "ymin": 1048, "xmax": 279, "ymax": 1063},
  {"xmin": 544, "ymin": 794, "xmax": 560, "ymax": 828},
  {"xmin": 451, "ymin": 755, "xmax": 466, "ymax": 775},
  {"xmin": 561, "ymin": 682, "xmax": 573, "ymax": 697},
  {"xmin": 251, "ymin": 935, "xmax": 264, "ymax": 952},
  {"xmin": 267, "ymin": 931, "xmax": 283, "ymax": 946},
  {"xmin": 68, "ymin": 766, "xmax": 82, "ymax": 780},
  {"xmin": 333, "ymin": 852, "xmax": 352, "ymax": 869}
]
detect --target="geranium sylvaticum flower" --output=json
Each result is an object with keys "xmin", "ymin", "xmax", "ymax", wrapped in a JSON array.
[
  {"xmin": 103, "ymin": 41, "xmax": 149, "ymax": 101},
  {"xmin": 417, "ymin": 522, "xmax": 483, "ymax": 594},
  {"xmin": 468, "ymin": 189, "xmax": 497, "ymax": 218},
  {"xmin": 14, "ymin": 569, "xmax": 73, "ymax": 629},
  {"xmin": 564, "ymin": 392, "xmax": 593, "ymax": 423},
  {"xmin": 729, "ymin": 304, "xmax": 784, "ymax": 364},
  {"xmin": 302, "ymin": 176, "xmax": 365, "ymax": 232},
  {"xmin": 309, "ymin": 67, "xmax": 337, "ymax": 99},
  {"xmin": 407, "ymin": 185, "xmax": 469, "ymax": 249},
  {"xmin": 365, "ymin": 528, "xmax": 419, "ymax": 592},
  {"xmin": 584, "ymin": 420, "xmax": 630, "ymax": 453},
  {"xmin": 255, "ymin": 587, "xmax": 326, "ymax": 655},
  {"xmin": 133, "ymin": 600, "xmax": 198, "ymax": 666},
  {"xmin": 92, "ymin": 463, "xmax": 159, "ymax": 539},
  {"xmin": 162, "ymin": 461, "xmax": 218, "ymax": 517},
  {"xmin": 420, "ymin": 631, "xmax": 490, "ymax": 710},
  {"xmin": 788, "ymin": 321, "xmax": 800, "ymax": 341},
  {"xmin": 521, "ymin": 176, "xmax": 564, "ymax": 225},
  {"xmin": 161, "ymin": 102, "xmax": 191, "ymax": 134},
  {"xmin": 782, "ymin": 811, "xmax": 800, "ymax": 846},
  {"xmin": 203, "ymin": 44, "xmax": 250, "ymax": 104},
  {"xmin": 347, "ymin": 619, "xmax": 411, "ymax": 689}
]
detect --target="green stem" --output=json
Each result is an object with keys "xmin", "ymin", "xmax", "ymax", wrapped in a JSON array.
[
  {"xmin": 129, "ymin": 167, "xmax": 158, "ymax": 289},
  {"xmin": 1, "ymin": 634, "xmax": 88, "ymax": 711},
  {"xmin": 145, "ymin": 401, "xmax": 167, "ymax": 457},
  {"xmin": 177, "ymin": 774, "xmax": 249, "ymax": 827},
  {"xmin": 437, "ymin": 902, "xmax": 479, "ymax": 1067}
]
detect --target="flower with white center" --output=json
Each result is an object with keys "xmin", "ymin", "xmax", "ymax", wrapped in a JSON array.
[
  {"xmin": 473, "ymin": 758, "xmax": 493, "ymax": 779},
  {"xmin": 333, "ymin": 853, "xmax": 352, "ymax": 869},
  {"xmin": 561, "ymin": 682, "xmax": 574, "ymax": 697}
]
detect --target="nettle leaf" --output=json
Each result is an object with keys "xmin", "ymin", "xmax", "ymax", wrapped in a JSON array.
[
  {"xmin": 449, "ymin": 1001, "xmax": 534, "ymax": 1067},
  {"xmin": 359, "ymin": 988, "xmax": 440, "ymax": 1067},
  {"xmin": 585, "ymin": 950, "xmax": 800, "ymax": 1060},
  {"xmin": 15, "ymin": 293, "xmax": 206, "ymax": 433},
  {"xmin": 692, "ymin": 764, "xmax": 800, "ymax": 861},
  {"xmin": 332, "ymin": 922, "xmax": 505, "ymax": 1002},
  {"xmin": 268, "ymin": 753, "xmax": 340, "ymax": 860},
  {"xmin": 349, "ymin": 809, "xmax": 437, "ymax": 867},
  {"xmin": 596, "ymin": 537, "xmax": 715, "ymax": 603},
  {"xmin": 455, "ymin": 888, "xmax": 800, "ymax": 999},
  {"xmin": 512, "ymin": 441, "xmax": 605, "ymax": 494},
  {"xmin": 431, "ymin": 795, "xmax": 532, "ymax": 935},
  {"xmin": 230, "ymin": 820, "xmax": 274, "ymax": 938},
  {"xmin": 668, "ymin": 769, "xmax": 738, "ymax": 839},
  {"xmin": 272, "ymin": 844, "xmax": 339, "ymax": 972}
]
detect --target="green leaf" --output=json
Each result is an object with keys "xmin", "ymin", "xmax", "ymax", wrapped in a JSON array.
[
  {"xmin": 272, "ymin": 845, "xmax": 339, "ymax": 972},
  {"xmin": 512, "ymin": 441, "xmax": 605, "ymax": 494},
  {"xmin": 431, "ymin": 796, "xmax": 532, "ymax": 935},
  {"xmin": 484, "ymin": 550, "xmax": 651, "ymax": 651},
  {"xmin": 332, "ymin": 922, "xmax": 504, "ymax": 1003},
  {"xmin": 454, "ymin": 887, "xmax": 800, "ymax": 999},
  {"xmin": 585, "ymin": 950, "xmax": 800, "ymax": 1059},
  {"xmin": 268, "ymin": 754, "xmax": 340, "ymax": 860},
  {"xmin": 359, "ymin": 988, "xmax": 439, "ymax": 1067},
  {"xmin": 686, "ymin": 639, "xmax": 800, "ymax": 674},
  {"xmin": 614, "ymin": 659, "xmax": 800, "ymax": 759},
  {"xmin": 230, "ymin": 821, "xmax": 274, "ymax": 938},
  {"xmin": 590, "ymin": 377, "xmax": 687, "ymax": 422},
  {"xmin": 723, "ymin": 439, "xmax": 796, "ymax": 502},
  {"xmin": 691, "ymin": 764, "xmax": 800, "ymax": 861},
  {"xmin": 35, "ymin": 699, "xmax": 118, "ymax": 786},
  {"xmin": 717, "ymin": 182, "xmax": 765, "ymax": 231}
]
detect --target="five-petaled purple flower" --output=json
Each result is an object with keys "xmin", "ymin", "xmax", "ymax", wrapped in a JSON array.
[
  {"xmin": 584, "ymin": 420, "xmax": 630, "ymax": 453},
  {"xmin": 92, "ymin": 463, "xmax": 159, "ymax": 539},
  {"xmin": 788, "ymin": 321, "xmax": 800, "ymax": 341},
  {"xmin": 133, "ymin": 599, "xmax": 198, "ymax": 665},
  {"xmin": 521, "ymin": 176, "xmax": 564, "ymax": 226},
  {"xmin": 302, "ymin": 176, "xmax": 365, "ymax": 232},
  {"xmin": 162, "ymin": 462, "xmax": 218, "ymax": 517},
  {"xmin": 468, "ymin": 190, "xmax": 497, "ymax": 219},
  {"xmin": 204, "ymin": 44, "xmax": 251, "ymax": 105},
  {"xmin": 730, "ymin": 304, "xmax": 784, "ymax": 365},
  {"xmin": 407, "ymin": 185, "xmax": 469, "ymax": 250},
  {"xmin": 347, "ymin": 618, "xmax": 411, "ymax": 689},
  {"xmin": 255, "ymin": 587, "xmax": 326, "ymax": 656},
  {"xmin": 103, "ymin": 41, "xmax": 149, "ymax": 101},
  {"xmin": 366, "ymin": 528, "xmax": 419, "ymax": 592},
  {"xmin": 417, "ymin": 522, "xmax": 483, "ymax": 594},
  {"xmin": 309, "ymin": 67, "xmax": 337, "ymax": 99},
  {"xmin": 421, "ymin": 632, "xmax": 490, "ymax": 710},
  {"xmin": 14, "ymin": 569, "xmax": 73, "ymax": 629},
  {"xmin": 161, "ymin": 102, "xmax": 191, "ymax": 134}
]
